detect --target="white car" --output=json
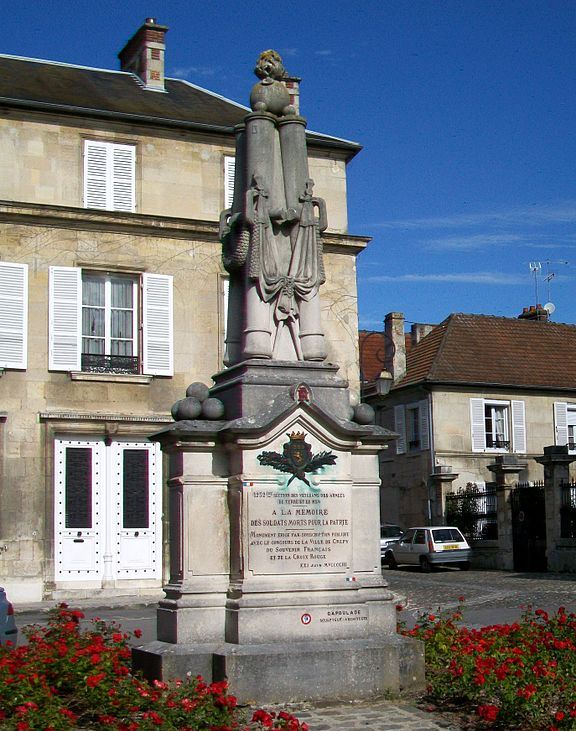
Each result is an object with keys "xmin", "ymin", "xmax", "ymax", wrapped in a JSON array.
[
  {"xmin": 384, "ymin": 526, "xmax": 471, "ymax": 572},
  {"xmin": 0, "ymin": 587, "xmax": 17, "ymax": 645},
  {"xmin": 380, "ymin": 524, "xmax": 403, "ymax": 562}
]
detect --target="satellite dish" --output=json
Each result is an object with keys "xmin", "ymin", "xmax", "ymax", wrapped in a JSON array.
[{"xmin": 543, "ymin": 302, "xmax": 556, "ymax": 314}]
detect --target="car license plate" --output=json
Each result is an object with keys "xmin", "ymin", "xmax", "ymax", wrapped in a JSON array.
[{"xmin": 443, "ymin": 544, "xmax": 459, "ymax": 550}]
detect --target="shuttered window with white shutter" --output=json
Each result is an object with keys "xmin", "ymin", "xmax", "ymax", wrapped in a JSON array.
[
  {"xmin": 84, "ymin": 140, "xmax": 136, "ymax": 212},
  {"xmin": 142, "ymin": 273, "xmax": 173, "ymax": 376},
  {"xmin": 224, "ymin": 156, "xmax": 235, "ymax": 209},
  {"xmin": 555, "ymin": 402, "xmax": 576, "ymax": 452},
  {"xmin": 0, "ymin": 262, "xmax": 28, "ymax": 369},
  {"xmin": 470, "ymin": 398, "xmax": 526, "ymax": 454},
  {"xmin": 49, "ymin": 267, "xmax": 173, "ymax": 376},
  {"xmin": 394, "ymin": 405, "xmax": 406, "ymax": 455}
]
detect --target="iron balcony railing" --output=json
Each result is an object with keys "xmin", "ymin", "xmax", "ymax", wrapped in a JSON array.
[{"xmin": 81, "ymin": 353, "xmax": 140, "ymax": 375}]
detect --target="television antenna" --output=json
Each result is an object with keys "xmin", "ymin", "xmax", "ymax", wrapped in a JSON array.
[{"xmin": 528, "ymin": 260, "xmax": 569, "ymax": 319}]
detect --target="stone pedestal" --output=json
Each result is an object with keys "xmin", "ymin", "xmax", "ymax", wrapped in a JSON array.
[
  {"xmin": 133, "ymin": 361, "xmax": 424, "ymax": 703},
  {"xmin": 488, "ymin": 455, "xmax": 527, "ymax": 570},
  {"xmin": 429, "ymin": 465, "xmax": 458, "ymax": 524},
  {"xmin": 536, "ymin": 445, "xmax": 576, "ymax": 572}
]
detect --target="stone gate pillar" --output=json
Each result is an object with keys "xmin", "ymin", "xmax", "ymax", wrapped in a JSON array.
[
  {"xmin": 428, "ymin": 465, "xmax": 458, "ymax": 524},
  {"xmin": 535, "ymin": 445, "xmax": 576, "ymax": 572},
  {"xmin": 487, "ymin": 455, "xmax": 527, "ymax": 571}
]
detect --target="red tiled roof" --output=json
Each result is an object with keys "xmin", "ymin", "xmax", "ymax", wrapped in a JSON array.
[
  {"xmin": 359, "ymin": 330, "xmax": 413, "ymax": 382},
  {"xmin": 359, "ymin": 331, "xmax": 386, "ymax": 382},
  {"xmin": 395, "ymin": 313, "xmax": 576, "ymax": 391}
]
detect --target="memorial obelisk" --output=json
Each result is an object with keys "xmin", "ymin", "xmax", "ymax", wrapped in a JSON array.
[{"xmin": 133, "ymin": 51, "xmax": 424, "ymax": 704}]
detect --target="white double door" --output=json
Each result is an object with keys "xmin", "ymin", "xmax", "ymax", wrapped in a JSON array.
[{"xmin": 55, "ymin": 437, "xmax": 162, "ymax": 584}]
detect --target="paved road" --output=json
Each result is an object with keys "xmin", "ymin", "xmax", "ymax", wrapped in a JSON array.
[
  {"xmin": 14, "ymin": 570, "xmax": 576, "ymax": 730},
  {"xmin": 384, "ymin": 566, "xmax": 576, "ymax": 627}
]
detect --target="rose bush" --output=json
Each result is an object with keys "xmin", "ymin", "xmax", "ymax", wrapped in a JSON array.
[
  {"xmin": 0, "ymin": 605, "xmax": 308, "ymax": 731},
  {"xmin": 397, "ymin": 599, "xmax": 576, "ymax": 730}
]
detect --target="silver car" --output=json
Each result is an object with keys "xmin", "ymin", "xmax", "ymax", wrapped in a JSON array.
[
  {"xmin": 0, "ymin": 587, "xmax": 17, "ymax": 645},
  {"xmin": 385, "ymin": 526, "xmax": 471, "ymax": 572}
]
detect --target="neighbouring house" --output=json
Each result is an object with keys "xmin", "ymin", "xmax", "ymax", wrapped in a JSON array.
[
  {"xmin": 0, "ymin": 18, "xmax": 368, "ymax": 602},
  {"xmin": 362, "ymin": 309, "xmax": 576, "ymax": 537}
]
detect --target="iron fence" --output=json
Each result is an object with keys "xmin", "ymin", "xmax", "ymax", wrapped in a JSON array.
[
  {"xmin": 445, "ymin": 482, "xmax": 498, "ymax": 542},
  {"xmin": 560, "ymin": 479, "xmax": 576, "ymax": 540}
]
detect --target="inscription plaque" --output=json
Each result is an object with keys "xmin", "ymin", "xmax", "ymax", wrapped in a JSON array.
[{"xmin": 247, "ymin": 483, "xmax": 351, "ymax": 574}]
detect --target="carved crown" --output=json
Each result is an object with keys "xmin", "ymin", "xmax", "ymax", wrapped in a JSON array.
[{"xmin": 287, "ymin": 431, "xmax": 306, "ymax": 440}]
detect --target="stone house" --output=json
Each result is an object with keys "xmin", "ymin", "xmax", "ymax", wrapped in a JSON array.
[
  {"xmin": 0, "ymin": 19, "xmax": 368, "ymax": 602},
  {"xmin": 363, "ymin": 310, "xmax": 576, "ymax": 535}
]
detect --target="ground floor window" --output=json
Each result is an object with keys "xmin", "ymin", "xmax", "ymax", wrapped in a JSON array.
[{"xmin": 54, "ymin": 437, "xmax": 162, "ymax": 583}]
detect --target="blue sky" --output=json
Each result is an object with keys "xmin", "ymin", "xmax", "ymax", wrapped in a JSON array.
[{"xmin": 2, "ymin": 0, "xmax": 576, "ymax": 329}]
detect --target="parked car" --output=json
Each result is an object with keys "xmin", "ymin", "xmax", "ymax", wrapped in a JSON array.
[
  {"xmin": 0, "ymin": 587, "xmax": 17, "ymax": 645},
  {"xmin": 380, "ymin": 523, "xmax": 403, "ymax": 562},
  {"xmin": 384, "ymin": 526, "xmax": 471, "ymax": 572}
]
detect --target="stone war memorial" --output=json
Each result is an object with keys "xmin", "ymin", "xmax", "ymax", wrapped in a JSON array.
[{"xmin": 133, "ymin": 50, "xmax": 424, "ymax": 704}]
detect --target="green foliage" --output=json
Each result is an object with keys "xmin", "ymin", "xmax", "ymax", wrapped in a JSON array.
[
  {"xmin": 445, "ymin": 482, "xmax": 482, "ymax": 542},
  {"xmin": 0, "ymin": 605, "xmax": 308, "ymax": 731},
  {"xmin": 398, "ymin": 600, "xmax": 576, "ymax": 729}
]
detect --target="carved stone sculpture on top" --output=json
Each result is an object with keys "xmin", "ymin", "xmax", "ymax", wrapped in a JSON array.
[{"xmin": 220, "ymin": 50, "xmax": 328, "ymax": 364}]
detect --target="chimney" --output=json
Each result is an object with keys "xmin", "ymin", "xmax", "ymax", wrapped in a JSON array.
[
  {"xmin": 518, "ymin": 304, "xmax": 549, "ymax": 322},
  {"xmin": 118, "ymin": 18, "xmax": 168, "ymax": 91},
  {"xmin": 384, "ymin": 312, "xmax": 406, "ymax": 382},
  {"xmin": 411, "ymin": 322, "xmax": 434, "ymax": 345},
  {"xmin": 281, "ymin": 75, "xmax": 301, "ymax": 113}
]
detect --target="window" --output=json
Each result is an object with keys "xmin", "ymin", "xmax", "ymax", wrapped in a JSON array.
[
  {"xmin": 554, "ymin": 402, "xmax": 576, "ymax": 452},
  {"xmin": 82, "ymin": 273, "xmax": 138, "ymax": 373},
  {"xmin": 470, "ymin": 398, "xmax": 526, "ymax": 453},
  {"xmin": 49, "ymin": 267, "xmax": 173, "ymax": 376},
  {"xmin": 407, "ymin": 406, "xmax": 421, "ymax": 450},
  {"xmin": 84, "ymin": 140, "xmax": 136, "ymax": 212},
  {"xmin": 484, "ymin": 402, "xmax": 509, "ymax": 449},
  {"xmin": 394, "ymin": 400, "xmax": 430, "ymax": 455},
  {"xmin": 224, "ymin": 156, "xmax": 235, "ymax": 209},
  {"xmin": 0, "ymin": 262, "xmax": 28, "ymax": 369}
]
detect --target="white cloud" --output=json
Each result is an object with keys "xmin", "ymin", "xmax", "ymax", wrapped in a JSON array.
[
  {"xmin": 314, "ymin": 50, "xmax": 333, "ymax": 56},
  {"xmin": 171, "ymin": 65, "xmax": 216, "ymax": 79},
  {"xmin": 371, "ymin": 201, "xmax": 576, "ymax": 231},
  {"xmin": 365, "ymin": 271, "xmax": 527, "ymax": 285},
  {"xmin": 426, "ymin": 233, "xmax": 527, "ymax": 251}
]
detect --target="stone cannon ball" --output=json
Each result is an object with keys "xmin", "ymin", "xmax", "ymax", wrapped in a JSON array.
[
  {"xmin": 186, "ymin": 382, "xmax": 210, "ymax": 402},
  {"xmin": 201, "ymin": 397, "xmax": 225, "ymax": 420},
  {"xmin": 354, "ymin": 403, "xmax": 375, "ymax": 425},
  {"xmin": 250, "ymin": 80, "xmax": 290, "ymax": 115},
  {"xmin": 175, "ymin": 396, "xmax": 202, "ymax": 420}
]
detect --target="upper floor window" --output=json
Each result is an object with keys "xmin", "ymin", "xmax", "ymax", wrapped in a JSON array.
[
  {"xmin": 49, "ymin": 267, "xmax": 173, "ymax": 376},
  {"xmin": 0, "ymin": 262, "xmax": 28, "ymax": 370},
  {"xmin": 394, "ymin": 400, "xmax": 430, "ymax": 455},
  {"xmin": 554, "ymin": 402, "xmax": 576, "ymax": 452},
  {"xmin": 470, "ymin": 398, "xmax": 526, "ymax": 454},
  {"xmin": 84, "ymin": 140, "xmax": 136, "ymax": 213}
]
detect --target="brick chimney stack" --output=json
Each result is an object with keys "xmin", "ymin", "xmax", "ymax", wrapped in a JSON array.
[
  {"xmin": 384, "ymin": 312, "xmax": 407, "ymax": 382},
  {"xmin": 282, "ymin": 76, "xmax": 301, "ymax": 113},
  {"xmin": 518, "ymin": 304, "xmax": 549, "ymax": 322},
  {"xmin": 118, "ymin": 18, "xmax": 168, "ymax": 92}
]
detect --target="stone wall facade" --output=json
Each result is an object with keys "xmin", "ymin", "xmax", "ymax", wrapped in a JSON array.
[{"xmin": 0, "ymin": 108, "xmax": 365, "ymax": 601}]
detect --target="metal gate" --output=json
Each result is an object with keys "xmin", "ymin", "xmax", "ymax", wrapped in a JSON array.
[{"xmin": 510, "ymin": 481, "xmax": 546, "ymax": 572}]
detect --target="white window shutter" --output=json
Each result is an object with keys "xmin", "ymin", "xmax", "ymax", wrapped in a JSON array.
[
  {"xmin": 419, "ymin": 399, "xmax": 430, "ymax": 451},
  {"xmin": 394, "ymin": 405, "xmax": 406, "ymax": 455},
  {"xmin": 49, "ymin": 267, "xmax": 81, "ymax": 371},
  {"xmin": 470, "ymin": 398, "xmax": 486, "ymax": 452},
  {"xmin": 0, "ymin": 262, "xmax": 28, "ymax": 369},
  {"xmin": 84, "ymin": 140, "xmax": 108, "ymax": 210},
  {"xmin": 112, "ymin": 144, "xmax": 136, "ymax": 212},
  {"xmin": 554, "ymin": 402, "xmax": 568, "ymax": 446},
  {"xmin": 142, "ymin": 273, "xmax": 173, "ymax": 376},
  {"xmin": 511, "ymin": 400, "xmax": 526, "ymax": 453},
  {"xmin": 224, "ymin": 156, "xmax": 235, "ymax": 209}
]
